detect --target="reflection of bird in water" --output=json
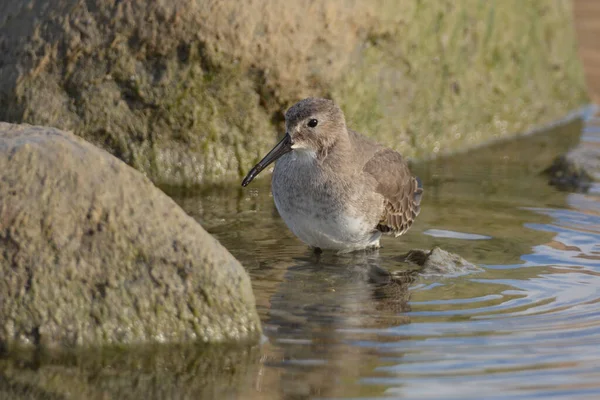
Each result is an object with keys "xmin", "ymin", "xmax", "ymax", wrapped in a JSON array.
[
  {"xmin": 366, "ymin": 262, "xmax": 417, "ymax": 314},
  {"xmin": 253, "ymin": 250, "xmax": 426, "ymax": 399},
  {"xmin": 255, "ymin": 247, "xmax": 479, "ymax": 399},
  {"xmin": 264, "ymin": 249, "xmax": 420, "ymax": 333}
]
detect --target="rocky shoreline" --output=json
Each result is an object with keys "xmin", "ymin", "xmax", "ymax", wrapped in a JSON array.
[
  {"xmin": 0, "ymin": 0, "xmax": 586, "ymax": 187},
  {"xmin": 0, "ymin": 0, "xmax": 595, "ymax": 354}
]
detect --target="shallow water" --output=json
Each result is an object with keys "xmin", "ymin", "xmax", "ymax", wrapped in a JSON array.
[
  {"xmin": 3, "ymin": 114, "xmax": 600, "ymax": 400},
  {"xmin": 173, "ymin": 113, "xmax": 600, "ymax": 399}
]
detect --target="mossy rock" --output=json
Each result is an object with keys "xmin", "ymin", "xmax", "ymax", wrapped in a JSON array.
[
  {"xmin": 0, "ymin": 0, "xmax": 587, "ymax": 186},
  {"xmin": 0, "ymin": 122, "xmax": 261, "ymax": 349}
]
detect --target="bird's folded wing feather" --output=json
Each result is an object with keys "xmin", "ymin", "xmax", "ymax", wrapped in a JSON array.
[{"xmin": 363, "ymin": 149, "xmax": 423, "ymax": 236}]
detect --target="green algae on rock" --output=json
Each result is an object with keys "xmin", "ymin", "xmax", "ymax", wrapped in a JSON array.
[
  {"xmin": 333, "ymin": 1, "xmax": 588, "ymax": 160},
  {"xmin": 0, "ymin": 122, "xmax": 261, "ymax": 349},
  {"xmin": 0, "ymin": 0, "xmax": 587, "ymax": 186}
]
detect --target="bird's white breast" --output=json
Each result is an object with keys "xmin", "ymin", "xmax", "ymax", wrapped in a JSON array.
[{"xmin": 272, "ymin": 150, "xmax": 380, "ymax": 251}]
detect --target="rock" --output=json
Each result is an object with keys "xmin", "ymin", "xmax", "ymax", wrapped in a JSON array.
[
  {"xmin": 0, "ymin": 122, "xmax": 261, "ymax": 350},
  {"xmin": 544, "ymin": 112, "xmax": 600, "ymax": 192},
  {"xmin": 403, "ymin": 247, "xmax": 481, "ymax": 275},
  {"xmin": 573, "ymin": 0, "xmax": 600, "ymax": 105},
  {"xmin": 545, "ymin": 150, "xmax": 597, "ymax": 191},
  {"xmin": 0, "ymin": 0, "xmax": 586, "ymax": 186}
]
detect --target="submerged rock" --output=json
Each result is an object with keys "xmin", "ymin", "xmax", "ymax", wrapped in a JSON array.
[
  {"xmin": 544, "ymin": 150, "xmax": 597, "ymax": 192},
  {"xmin": 0, "ymin": 123, "xmax": 261, "ymax": 350},
  {"xmin": 402, "ymin": 247, "xmax": 481, "ymax": 275},
  {"xmin": 544, "ymin": 113, "xmax": 600, "ymax": 192}
]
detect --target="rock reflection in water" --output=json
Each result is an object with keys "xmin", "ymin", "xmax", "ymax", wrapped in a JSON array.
[{"xmin": 0, "ymin": 344, "xmax": 261, "ymax": 400}]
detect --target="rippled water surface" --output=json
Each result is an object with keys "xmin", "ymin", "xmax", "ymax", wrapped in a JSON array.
[
  {"xmin": 5, "ymin": 116, "xmax": 596, "ymax": 400},
  {"xmin": 172, "ymin": 114, "xmax": 600, "ymax": 399}
]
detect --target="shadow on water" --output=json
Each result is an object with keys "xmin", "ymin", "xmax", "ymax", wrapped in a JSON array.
[{"xmin": 4, "ymin": 113, "xmax": 600, "ymax": 399}]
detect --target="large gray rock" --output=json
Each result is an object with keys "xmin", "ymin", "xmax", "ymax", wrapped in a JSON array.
[{"xmin": 0, "ymin": 122, "xmax": 261, "ymax": 349}]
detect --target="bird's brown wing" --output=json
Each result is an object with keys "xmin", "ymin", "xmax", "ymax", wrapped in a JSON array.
[{"xmin": 363, "ymin": 149, "xmax": 423, "ymax": 236}]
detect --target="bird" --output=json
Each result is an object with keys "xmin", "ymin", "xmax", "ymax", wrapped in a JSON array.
[{"xmin": 241, "ymin": 97, "xmax": 423, "ymax": 253}]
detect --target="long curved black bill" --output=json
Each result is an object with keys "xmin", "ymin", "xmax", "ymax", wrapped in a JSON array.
[{"xmin": 241, "ymin": 133, "xmax": 293, "ymax": 187}]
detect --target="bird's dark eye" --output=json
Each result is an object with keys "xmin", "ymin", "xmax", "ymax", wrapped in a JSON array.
[{"xmin": 308, "ymin": 119, "xmax": 318, "ymax": 128}]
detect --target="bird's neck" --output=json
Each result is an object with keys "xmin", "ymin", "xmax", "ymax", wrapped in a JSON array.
[{"xmin": 317, "ymin": 129, "xmax": 352, "ymax": 166}]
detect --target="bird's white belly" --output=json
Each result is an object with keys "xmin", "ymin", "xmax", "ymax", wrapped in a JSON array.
[
  {"xmin": 273, "ymin": 194, "xmax": 380, "ymax": 251},
  {"xmin": 272, "ymin": 150, "xmax": 381, "ymax": 251}
]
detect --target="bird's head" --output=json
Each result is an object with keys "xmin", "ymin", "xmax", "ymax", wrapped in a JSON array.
[{"xmin": 241, "ymin": 98, "xmax": 347, "ymax": 186}]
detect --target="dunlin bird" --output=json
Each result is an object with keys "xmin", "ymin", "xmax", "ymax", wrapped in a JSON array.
[{"xmin": 242, "ymin": 98, "xmax": 423, "ymax": 252}]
